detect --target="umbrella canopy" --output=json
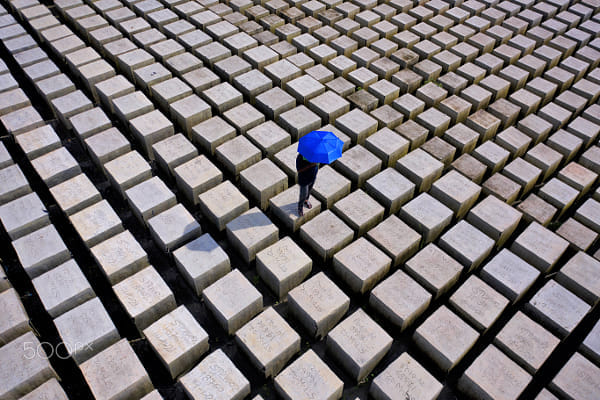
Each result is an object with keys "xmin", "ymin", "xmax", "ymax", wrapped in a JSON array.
[{"xmin": 298, "ymin": 131, "xmax": 344, "ymax": 164}]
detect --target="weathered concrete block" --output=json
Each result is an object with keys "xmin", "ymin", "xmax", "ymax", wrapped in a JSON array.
[
  {"xmin": 15, "ymin": 124, "xmax": 61, "ymax": 160},
  {"xmin": 91, "ymin": 230, "xmax": 149, "ymax": 285},
  {"xmin": 53, "ymin": 297, "xmax": 120, "ymax": 364},
  {"xmin": 12, "ymin": 224, "xmax": 70, "ymax": 278},
  {"xmin": 288, "ymin": 272, "xmax": 349, "ymax": 339},
  {"xmin": 549, "ymin": 352, "xmax": 600, "ymax": 400},
  {"xmin": 299, "ymin": 210, "xmax": 353, "ymax": 260},
  {"xmin": 511, "ymin": 222, "xmax": 569, "ymax": 272},
  {"xmin": 173, "ymin": 233, "xmax": 230, "ymax": 296},
  {"xmin": 226, "ymin": 207, "xmax": 279, "ymax": 263},
  {"xmin": 113, "ymin": 266, "xmax": 176, "ymax": 332},
  {"xmin": 80, "ymin": 339, "xmax": 153, "ymax": 400},
  {"xmin": 430, "ymin": 170, "xmax": 481, "ymax": 219},
  {"xmin": 0, "ymin": 192, "xmax": 49, "ymax": 240},
  {"xmin": 467, "ymin": 195, "xmax": 522, "ymax": 247},
  {"xmin": 369, "ymin": 270, "xmax": 431, "ymax": 331},
  {"xmin": 413, "ymin": 306, "xmax": 479, "ymax": 372},
  {"xmin": 202, "ymin": 269, "xmax": 263, "ymax": 335},
  {"xmin": 480, "ymin": 249, "xmax": 539, "ymax": 303},
  {"xmin": 312, "ymin": 165, "xmax": 351, "ymax": 209},
  {"xmin": 405, "ymin": 244, "xmax": 462, "ymax": 299},
  {"xmin": 275, "ymin": 349, "xmax": 343, "ymax": 400},
  {"xmin": 215, "ymin": 135, "xmax": 262, "ymax": 177},
  {"xmin": 31, "ymin": 147, "xmax": 81, "ymax": 187},
  {"xmin": 371, "ymin": 353, "xmax": 442, "ymax": 400},
  {"xmin": 400, "ymin": 193, "xmax": 453, "ymax": 244},
  {"xmin": 148, "ymin": 204, "xmax": 201, "ymax": 251},
  {"xmin": 364, "ymin": 167, "xmax": 414, "ymax": 215},
  {"xmin": 152, "ymin": 134, "xmax": 198, "ymax": 177},
  {"xmin": 240, "ymin": 159, "xmax": 288, "ymax": 210},
  {"xmin": 0, "ymin": 332, "xmax": 58, "ymax": 399},
  {"xmin": 327, "ymin": 309, "xmax": 392, "ymax": 382},
  {"xmin": 0, "ymin": 288, "xmax": 30, "ymax": 345},
  {"xmin": 126, "ymin": 177, "xmax": 177, "ymax": 225},
  {"xmin": 556, "ymin": 252, "xmax": 600, "ymax": 305},
  {"xmin": 333, "ymin": 237, "xmax": 390, "ymax": 294},
  {"xmin": 269, "ymin": 184, "xmax": 321, "ymax": 232},
  {"xmin": 69, "ymin": 200, "xmax": 124, "ymax": 248},
  {"xmin": 32, "ymin": 259, "xmax": 94, "ymax": 318},
  {"xmin": 236, "ymin": 307, "xmax": 300, "ymax": 378},
  {"xmin": 129, "ymin": 110, "xmax": 175, "ymax": 160},
  {"xmin": 439, "ymin": 220, "xmax": 494, "ymax": 271},
  {"xmin": 526, "ymin": 280, "xmax": 590, "ymax": 338},
  {"xmin": 494, "ymin": 311, "xmax": 560, "ymax": 374},
  {"xmin": 143, "ymin": 305, "xmax": 209, "ymax": 379},
  {"xmin": 179, "ymin": 349, "xmax": 250, "ymax": 400},
  {"xmin": 334, "ymin": 144, "xmax": 382, "ymax": 187},
  {"xmin": 458, "ymin": 345, "xmax": 531, "ymax": 400},
  {"xmin": 256, "ymin": 237, "xmax": 311, "ymax": 300},
  {"xmin": 199, "ymin": 181, "xmax": 249, "ymax": 231}
]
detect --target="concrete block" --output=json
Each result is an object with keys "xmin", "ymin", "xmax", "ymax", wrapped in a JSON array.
[
  {"xmin": 0, "ymin": 332, "xmax": 57, "ymax": 399},
  {"xmin": 414, "ymin": 306, "xmax": 479, "ymax": 371},
  {"xmin": 403, "ymin": 239, "xmax": 459, "ymax": 298},
  {"xmin": 332, "ymin": 189, "xmax": 384, "ymax": 236},
  {"xmin": 467, "ymin": 195, "xmax": 522, "ymax": 247},
  {"xmin": 287, "ymin": 272, "xmax": 348, "ymax": 339},
  {"xmin": 526, "ymin": 280, "xmax": 590, "ymax": 338},
  {"xmin": 54, "ymin": 297, "xmax": 120, "ymax": 364},
  {"xmin": 299, "ymin": 210, "xmax": 353, "ymax": 260},
  {"xmin": 31, "ymin": 147, "xmax": 81, "ymax": 188},
  {"xmin": 202, "ymin": 269, "xmax": 263, "ymax": 334},
  {"xmin": 174, "ymin": 155, "xmax": 222, "ymax": 206},
  {"xmin": 80, "ymin": 339, "xmax": 153, "ymax": 399},
  {"xmin": 226, "ymin": 207, "xmax": 278, "ymax": 263},
  {"xmin": 129, "ymin": 110, "xmax": 175, "ymax": 160},
  {"xmin": 143, "ymin": 306, "xmax": 209, "ymax": 379},
  {"xmin": 125, "ymin": 177, "xmax": 177, "ymax": 225},
  {"xmin": 327, "ymin": 309, "xmax": 392, "ymax": 382},
  {"xmin": 495, "ymin": 311, "xmax": 560, "ymax": 374},
  {"xmin": 215, "ymin": 135, "xmax": 261, "ymax": 177},
  {"xmin": 91, "ymin": 230, "xmax": 149, "ymax": 285},
  {"xmin": 199, "ymin": 181, "xmax": 249, "ymax": 231},
  {"xmin": 458, "ymin": 345, "xmax": 531, "ymax": 400},
  {"xmin": 152, "ymin": 134, "xmax": 198, "ymax": 177},
  {"xmin": 556, "ymin": 252, "xmax": 600, "ymax": 305},
  {"xmin": 19, "ymin": 379, "xmax": 68, "ymax": 400},
  {"xmin": 439, "ymin": 220, "xmax": 494, "ymax": 271},
  {"xmin": 236, "ymin": 307, "xmax": 300, "ymax": 378},
  {"xmin": 69, "ymin": 200, "xmax": 123, "ymax": 248},
  {"xmin": 400, "ymin": 193, "xmax": 453, "ymax": 244},
  {"xmin": 173, "ymin": 233, "xmax": 230, "ymax": 296},
  {"xmin": 549, "ymin": 352, "xmax": 600, "ymax": 400},
  {"xmin": 371, "ymin": 352, "xmax": 442, "ymax": 400},
  {"xmin": 556, "ymin": 218, "xmax": 598, "ymax": 252},
  {"xmin": 0, "ymin": 106, "xmax": 44, "ymax": 136},
  {"xmin": 14, "ymin": 124, "xmax": 61, "ymax": 160},
  {"xmin": 105, "ymin": 151, "xmax": 152, "ymax": 195},
  {"xmin": 369, "ymin": 269, "xmax": 430, "ymax": 332},
  {"xmin": 275, "ymin": 349, "xmax": 343, "ymax": 400},
  {"xmin": 49, "ymin": 173, "xmax": 100, "ymax": 217},
  {"xmin": 12, "ymin": 224, "xmax": 70, "ymax": 279},
  {"xmin": 114, "ymin": 266, "xmax": 176, "ymax": 332},
  {"xmin": 0, "ymin": 288, "xmax": 30, "ymax": 345},
  {"xmin": 148, "ymin": 204, "xmax": 201, "ymax": 251},
  {"xmin": 112, "ymin": 91, "xmax": 153, "ymax": 123},
  {"xmin": 32, "ymin": 258, "xmax": 94, "ymax": 318},
  {"xmin": 0, "ymin": 192, "xmax": 49, "ymax": 240},
  {"xmin": 256, "ymin": 237, "xmax": 311, "ymax": 300},
  {"xmin": 179, "ymin": 349, "xmax": 250, "ymax": 400},
  {"xmin": 334, "ymin": 144, "xmax": 381, "ymax": 188}
]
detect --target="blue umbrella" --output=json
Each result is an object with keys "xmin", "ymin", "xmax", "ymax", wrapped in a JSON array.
[{"xmin": 298, "ymin": 131, "xmax": 344, "ymax": 164}]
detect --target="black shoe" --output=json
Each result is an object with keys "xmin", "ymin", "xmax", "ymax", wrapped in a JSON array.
[
  {"xmin": 298, "ymin": 206, "xmax": 304, "ymax": 216},
  {"xmin": 304, "ymin": 200, "xmax": 312, "ymax": 209}
]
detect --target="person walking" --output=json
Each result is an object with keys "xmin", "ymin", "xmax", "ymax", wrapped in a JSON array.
[
  {"xmin": 296, "ymin": 153, "xmax": 318, "ymax": 216},
  {"xmin": 296, "ymin": 130, "xmax": 344, "ymax": 216}
]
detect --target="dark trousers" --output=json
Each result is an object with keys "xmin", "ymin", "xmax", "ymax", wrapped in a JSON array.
[{"xmin": 298, "ymin": 181, "xmax": 314, "ymax": 209}]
